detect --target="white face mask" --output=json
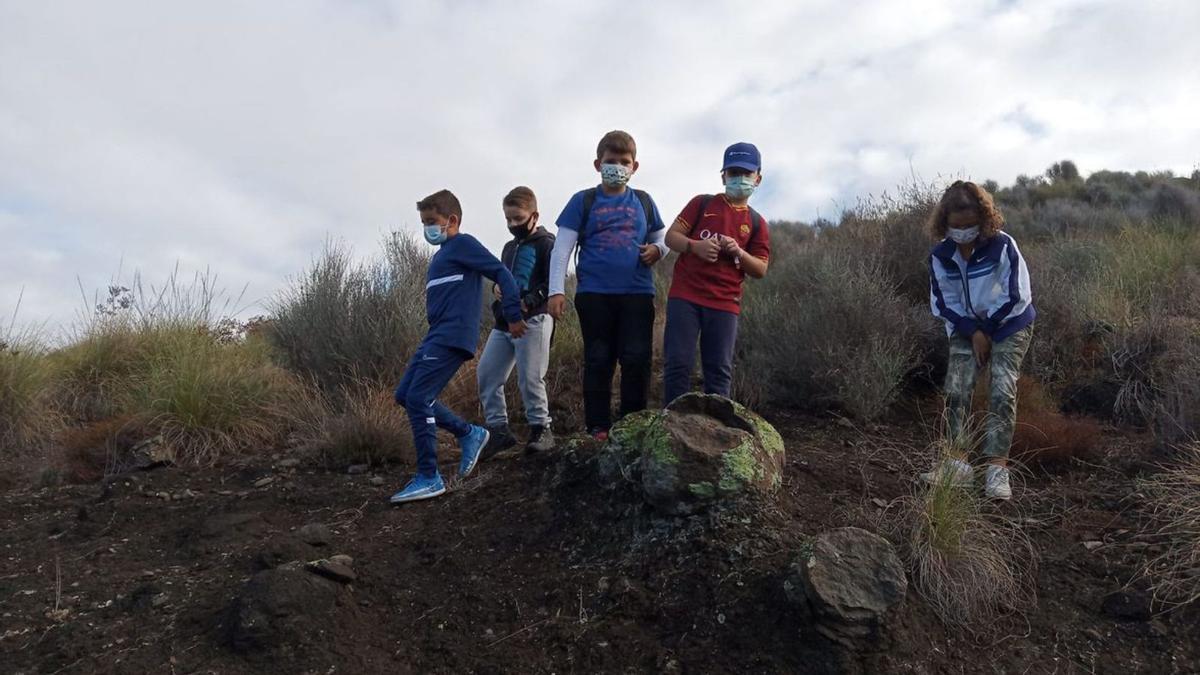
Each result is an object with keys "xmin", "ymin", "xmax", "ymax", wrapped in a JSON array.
[
  {"xmin": 948, "ymin": 226, "xmax": 980, "ymax": 244},
  {"xmin": 600, "ymin": 163, "xmax": 631, "ymax": 188}
]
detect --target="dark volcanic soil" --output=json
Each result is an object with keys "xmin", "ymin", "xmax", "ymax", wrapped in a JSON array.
[{"xmin": 2, "ymin": 414, "xmax": 1197, "ymax": 674}]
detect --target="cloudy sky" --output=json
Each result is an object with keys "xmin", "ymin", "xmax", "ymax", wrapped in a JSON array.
[{"xmin": 2, "ymin": 0, "xmax": 1198, "ymax": 334}]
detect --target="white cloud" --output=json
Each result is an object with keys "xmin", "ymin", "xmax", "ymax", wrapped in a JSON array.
[{"xmin": 2, "ymin": 0, "xmax": 1197, "ymax": 332}]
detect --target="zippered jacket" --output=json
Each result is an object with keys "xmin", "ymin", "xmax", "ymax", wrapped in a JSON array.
[
  {"xmin": 425, "ymin": 233, "xmax": 522, "ymax": 355},
  {"xmin": 929, "ymin": 232, "xmax": 1036, "ymax": 342},
  {"xmin": 491, "ymin": 226, "xmax": 555, "ymax": 331}
]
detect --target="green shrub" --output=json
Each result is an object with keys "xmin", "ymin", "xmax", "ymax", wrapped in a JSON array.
[
  {"xmin": 0, "ymin": 330, "xmax": 60, "ymax": 455},
  {"xmin": 269, "ymin": 233, "xmax": 430, "ymax": 394},
  {"xmin": 736, "ymin": 250, "xmax": 929, "ymax": 419}
]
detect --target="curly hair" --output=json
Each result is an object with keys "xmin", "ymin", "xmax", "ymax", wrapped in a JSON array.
[{"xmin": 928, "ymin": 180, "xmax": 1004, "ymax": 239}]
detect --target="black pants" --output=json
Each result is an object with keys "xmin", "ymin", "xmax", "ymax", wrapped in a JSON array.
[{"xmin": 574, "ymin": 292, "xmax": 655, "ymax": 431}]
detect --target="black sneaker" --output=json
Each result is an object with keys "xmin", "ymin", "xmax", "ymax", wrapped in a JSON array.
[
  {"xmin": 479, "ymin": 425, "xmax": 517, "ymax": 461},
  {"xmin": 527, "ymin": 425, "xmax": 555, "ymax": 453}
]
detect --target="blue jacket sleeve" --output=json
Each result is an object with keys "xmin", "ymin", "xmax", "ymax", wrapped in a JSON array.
[
  {"xmin": 983, "ymin": 236, "xmax": 1033, "ymax": 335},
  {"xmin": 929, "ymin": 255, "xmax": 977, "ymax": 338},
  {"xmin": 461, "ymin": 235, "xmax": 523, "ymax": 323}
]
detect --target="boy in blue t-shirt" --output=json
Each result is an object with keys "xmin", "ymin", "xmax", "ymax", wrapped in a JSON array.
[
  {"xmin": 389, "ymin": 189, "xmax": 527, "ymax": 504},
  {"xmin": 546, "ymin": 130, "xmax": 668, "ymax": 439}
]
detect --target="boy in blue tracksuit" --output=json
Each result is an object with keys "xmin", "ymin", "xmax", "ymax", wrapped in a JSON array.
[
  {"xmin": 389, "ymin": 189, "xmax": 527, "ymax": 504},
  {"xmin": 924, "ymin": 180, "xmax": 1036, "ymax": 501}
]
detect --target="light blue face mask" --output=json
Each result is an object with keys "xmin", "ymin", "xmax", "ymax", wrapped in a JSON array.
[
  {"xmin": 600, "ymin": 163, "xmax": 631, "ymax": 188},
  {"xmin": 724, "ymin": 175, "xmax": 757, "ymax": 199},
  {"xmin": 423, "ymin": 223, "xmax": 448, "ymax": 246}
]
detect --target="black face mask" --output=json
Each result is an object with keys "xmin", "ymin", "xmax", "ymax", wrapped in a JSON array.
[{"xmin": 508, "ymin": 216, "xmax": 536, "ymax": 240}]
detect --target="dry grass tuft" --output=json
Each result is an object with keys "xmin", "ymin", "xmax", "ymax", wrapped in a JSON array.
[
  {"xmin": 890, "ymin": 420, "xmax": 1038, "ymax": 627},
  {"xmin": 1140, "ymin": 442, "xmax": 1200, "ymax": 607}
]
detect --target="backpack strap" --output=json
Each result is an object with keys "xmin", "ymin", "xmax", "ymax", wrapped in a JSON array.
[
  {"xmin": 691, "ymin": 194, "xmax": 714, "ymax": 230},
  {"xmin": 746, "ymin": 206, "xmax": 765, "ymax": 241},
  {"xmin": 632, "ymin": 189, "xmax": 655, "ymax": 243},
  {"xmin": 576, "ymin": 187, "xmax": 598, "ymax": 265}
]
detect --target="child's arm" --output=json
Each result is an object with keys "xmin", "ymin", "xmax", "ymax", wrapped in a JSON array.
[
  {"xmin": 929, "ymin": 255, "xmax": 977, "ymax": 337},
  {"xmin": 548, "ymin": 192, "xmax": 585, "ymax": 319},
  {"xmin": 638, "ymin": 196, "xmax": 669, "ymax": 265},
  {"xmin": 461, "ymin": 237, "xmax": 526, "ymax": 336},
  {"xmin": 720, "ymin": 218, "xmax": 771, "ymax": 279},
  {"xmin": 665, "ymin": 196, "xmax": 721, "ymax": 262},
  {"xmin": 546, "ymin": 230, "xmax": 577, "ymax": 319},
  {"xmin": 982, "ymin": 237, "xmax": 1033, "ymax": 336}
]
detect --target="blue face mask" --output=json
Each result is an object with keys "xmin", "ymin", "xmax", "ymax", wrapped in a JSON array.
[
  {"xmin": 423, "ymin": 224, "xmax": 448, "ymax": 246},
  {"xmin": 725, "ymin": 175, "xmax": 757, "ymax": 199},
  {"xmin": 600, "ymin": 163, "xmax": 631, "ymax": 188}
]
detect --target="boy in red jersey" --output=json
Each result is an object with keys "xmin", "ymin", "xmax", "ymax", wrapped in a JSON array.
[{"xmin": 662, "ymin": 142, "xmax": 770, "ymax": 405}]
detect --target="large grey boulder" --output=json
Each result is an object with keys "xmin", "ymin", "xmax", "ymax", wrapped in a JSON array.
[
  {"xmin": 607, "ymin": 393, "xmax": 785, "ymax": 515},
  {"xmin": 785, "ymin": 527, "xmax": 907, "ymax": 648}
]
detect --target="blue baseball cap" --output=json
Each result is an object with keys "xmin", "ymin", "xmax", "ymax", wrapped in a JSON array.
[{"xmin": 722, "ymin": 142, "xmax": 761, "ymax": 172}]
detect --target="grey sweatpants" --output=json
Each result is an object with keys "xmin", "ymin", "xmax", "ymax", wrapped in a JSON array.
[{"xmin": 476, "ymin": 313, "xmax": 553, "ymax": 428}]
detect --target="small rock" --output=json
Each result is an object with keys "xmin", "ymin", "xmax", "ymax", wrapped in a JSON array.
[
  {"xmin": 306, "ymin": 559, "xmax": 357, "ymax": 584},
  {"xmin": 330, "ymin": 554, "xmax": 354, "ymax": 566},
  {"xmin": 278, "ymin": 458, "xmax": 301, "ymax": 469},
  {"xmin": 156, "ymin": 491, "xmax": 171, "ymax": 501},
  {"xmin": 836, "ymin": 417, "xmax": 854, "ymax": 428},
  {"xmin": 369, "ymin": 476, "xmax": 385, "ymax": 487},
  {"xmin": 1082, "ymin": 540, "xmax": 1104, "ymax": 551},
  {"xmin": 871, "ymin": 498, "xmax": 888, "ymax": 508},
  {"xmin": 151, "ymin": 593, "xmax": 168, "ymax": 608},
  {"xmin": 253, "ymin": 477, "xmax": 274, "ymax": 488},
  {"xmin": 296, "ymin": 523, "xmax": 332, "ymax": 547},
  {"xmin": 216, "ymin": 490, "xmax": 234, "ymax": 496},
  {"xmin": 1082, "ymin": 627, "xmax": 1103, "ymax": 642},
  {"xmin": 347, "ymin": 464, "xmax": 369, "ymax": 475}
]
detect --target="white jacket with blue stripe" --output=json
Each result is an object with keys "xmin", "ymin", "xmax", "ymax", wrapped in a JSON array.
[{"xmin": 928, "ymin": 232, "xmax": 1036, "ymax": 342}]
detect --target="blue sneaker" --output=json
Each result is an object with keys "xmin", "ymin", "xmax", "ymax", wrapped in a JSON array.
[
  {"xmin": 388, "ymin": 473, "xmax": 446, "ymax": 504},
  {"xmin": 458, "ymin": 425, "xmax": 489, "ymax": 478}
]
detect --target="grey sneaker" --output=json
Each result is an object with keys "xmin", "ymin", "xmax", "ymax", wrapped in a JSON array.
[
  {"xmin": 983, "ymin": 465, "xmax": 1012, "ymax": 501},
  {"xmin": 527, "ymin": 425, "xmax": 555, "ymax": 453}
]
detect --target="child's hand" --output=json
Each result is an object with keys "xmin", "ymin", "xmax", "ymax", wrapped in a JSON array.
[
  {"xmin": 638, "ymin": 244, "xmax": 662, "ymax": 266},
  {"xmin": 547, "ymin": 294, "xmax": 567, "ymax": 320},
  {"xmin": 719, "ymin": 235, "xmax": 743, "ymax": 258},
  {"xmin": 693, "ymin": 237, "xmax": 721, "ymax": 263},
  {"xmin": 971, "ymin": 330, "xmax": 992, "ymax": 368},
  {"xmin": 508, "ymin": 319, "xmax": 528, "ymax": 339},
  {"xmin": 493, "ymin": 284, "xmax": 502, "ymax": 300}
]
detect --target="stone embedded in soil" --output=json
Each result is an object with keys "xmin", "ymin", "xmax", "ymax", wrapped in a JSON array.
[
  {"xmin": 788, "ymin": 527, "xmax": 907, "ymax": 649},
  {"xmin": 606, "ymin": 393, "xmax": 785, "ymax": 515},
  {"xmin": 253, "ymin": 477, "xmax": 274, "ymax": 488},
  {"xmin": 297, "ymin": 523, "xmax": 332, "ymax": 547},
  {"xmin": 254, "ymin": 536, "xmax": 319, "ymax": 570},
  {"xmin": 278, "ymin": 458, "xmax": 301, "ymax": 469},
  {"xmin": 225, "ymin": 566, "xmax": 346, "ymax": 652},
  {"xmin": 369, "ymin": 476, "xmax": 385, "ymax": 486},
  {"xmin": 347, "ymin": 464, "xmax": 369, "ymax": 475},
  {"xmin": 306, "ymin": 559, "xmax": 357, "ymax": 584}
]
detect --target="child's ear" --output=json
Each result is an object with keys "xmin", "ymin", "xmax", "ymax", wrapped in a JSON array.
[
  {"xmin": 754, "ymin": 173, "xmax": 763, "ymax": 186},
  {"xmin": 631, "ymin": 160, "xmax": 640, "ymax": 174},
  {"xmin": 593, "ymin": 158, "xmax": 602, "ymax": 172}
]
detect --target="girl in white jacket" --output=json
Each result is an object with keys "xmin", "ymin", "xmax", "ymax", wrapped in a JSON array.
[{"xmin": 925, "ymin": 181, "xmax": 1036, "ymax": 500}]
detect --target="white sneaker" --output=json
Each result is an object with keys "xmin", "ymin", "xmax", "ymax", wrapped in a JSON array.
[
  {"xmin": 983, "ymin": 465, "xmax": 1012, "ymax": 501},
  {"xmin": 920, "ymin": 458, "xmax": 974, "ymax": 488}
]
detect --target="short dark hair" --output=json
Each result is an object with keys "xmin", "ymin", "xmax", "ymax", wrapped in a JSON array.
[
  {"xmin": 928, "ymin": 180, "xmax": 1004, "ymax": 239},
  {"xmin": 502, "ymin": 186, "xmax": 537, "ymax": 211},
  {"xmin": 416, "ymin": 189, "xmax": 462, "ymax": 220},
  {"xmin": 596, "ymin": 130, "xmax": 637, "ymax": 160}
]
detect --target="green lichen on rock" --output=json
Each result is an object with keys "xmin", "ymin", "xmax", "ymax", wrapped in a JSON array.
[
  {"xmin": 718, "ymin": 438, "xmax": 762, "ymax": 492},
  {"xmin": 613, "ymin": 410, "xmax": 676, "ymax": 466},
  {"xmin": 731, "ymin": 400, "xmax": 785, "ymax": 458},
  {"xmin": 687, "ymin": 481, "xmax": 716, "ymax": 499}
]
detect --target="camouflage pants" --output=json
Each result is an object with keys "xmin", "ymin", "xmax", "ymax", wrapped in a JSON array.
[{"xmin": 944, "ymin": 325, "xmax": 1033, "ymax": 459}]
